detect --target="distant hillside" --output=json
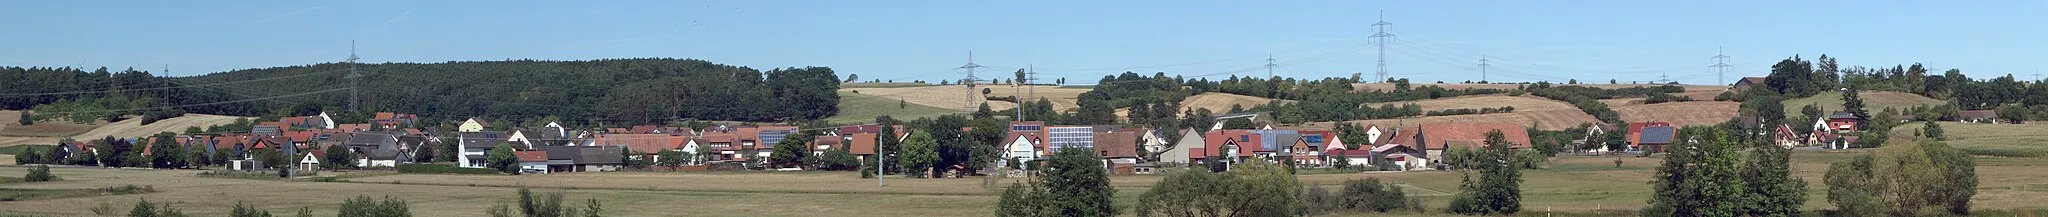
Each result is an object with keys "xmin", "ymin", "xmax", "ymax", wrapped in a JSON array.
[
  {"xmin": 2, "ymin": 59, "xmax": 840, "ymax": 126},
  {"xmin": 1782, "ymin": 91, "xmax": 1945, "ymax": 119}
]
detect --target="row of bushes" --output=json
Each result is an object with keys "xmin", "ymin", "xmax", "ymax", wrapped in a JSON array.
[
  {"xmin": 1643, "ymin": 93, "xmax": 1694, "ymax": 104},
  {"xmin": 1424, "ymin": 106, "xmax": 1516, "ymax": 116},
  {"xmin": 396, "ymin": 164, "xmax": 500, "ymax": 175}
]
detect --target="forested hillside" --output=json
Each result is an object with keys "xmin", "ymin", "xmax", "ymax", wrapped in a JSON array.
[{"xmin": 0, "ymin": 58, "xmax": 839, "ymax": 126}]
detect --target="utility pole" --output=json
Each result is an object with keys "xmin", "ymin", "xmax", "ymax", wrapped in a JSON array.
[
  {"xmin": 347, "ymin": 40, "xmax": 363, "ymax": 112},
  {"xmin": 2032, "ymin": 68, "xmax": 2042, "ymax": 82},
  {"xmin": 1710, "ymin": 47, "xmax": 1733, "ymax": 85},
  {"xmin": 876, "ymin": 132, "xmax": 885, "ymax": 187},
  {"xmin": 957, "ymin": 51, "xmax": 987, "ymax": 112},
  {"xmin": 1265, "ymin": 54, "xmax": 1277, "ymax": 79},
  {"xmin": 1370, "ymin": 10, "xmax": 1396, "ymax": 83},
  {"xmin": 161, "ymin": 64, "xmax": 170, "ymax": 103},
  {"xmin": 1478, "ymin": 55, "xmax": 1490, "ymax": 82}
]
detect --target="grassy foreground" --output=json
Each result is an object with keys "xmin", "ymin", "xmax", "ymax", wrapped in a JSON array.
[{"xmin": 2, "ymin": 140, "xmax": 2046, "ymax": 216}]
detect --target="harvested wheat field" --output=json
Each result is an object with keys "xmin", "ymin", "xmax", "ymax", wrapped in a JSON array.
[
  {"xmin": 1310, "ymin": 109, "xmax": 1599, "ymax": 131},
  {"xmin": 1614, "ymin": 101, "xmax": 1740, "ymax": 127},
  {"xmin": 842, "ymin": 85, "xmax": 1088, "ymax": 112},
  {"xmin": 1367, "ymin": 95, "xmax": 1580, "ymax": 113},
  {"xmin": 1351, "ymin": 83, "xmax": 1725, "ymax": 93},
  {"xmin": 70, "ymin": 114, "xmax": 245, "ymax": 141},
  {"xmin": 1177, "ymin": 92, "xmax": 1283, "ymax": 113}
]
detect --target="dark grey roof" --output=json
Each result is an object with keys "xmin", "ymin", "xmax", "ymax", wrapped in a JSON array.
[
  {"xmin": 1639, "ymin": 126, "xmax": 1677, "ymax": 144},
  {"xmin": 1827, "ymin": 111, "xmax": 1859, "ymax": 119},
  {"xmin": 536, "ymin": 146, "xmax": 623, "ymax": 165},
  {"xmin": 344, "ymin": 132, "xmax": 400, "ymax": 148},
  {"xmin": 460, "ymin": 131, "xmax": 507, "ymax": 147}
]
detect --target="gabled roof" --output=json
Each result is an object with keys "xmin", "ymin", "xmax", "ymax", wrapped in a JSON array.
[
  {"xmin": 847, "ymin": 133, "xmax": 878, "ymax": 155},
  {"xmin": 629, "ymin": 125, "xmax": 659, "ymax": 134},
  {"xmin": 460, "ymin": 131, "xmax": 508, "ymax": 146},
  {"xmin": 812, "ymin": 135, "xmax": 842, "ymax": 151},
  {"xmin": 1827, "ymin": 111, "xmax": 1859, "ymax": 119},
  {"xmin": 516, "ymin": 151, "xmax": 549, "ymax": 162},
  {"xmin": 1736, "ymin": 77, "xmax": 1767, "ymax": 85},
  {"xmin": 596, "ymin": 134, "xmax": 686, "ymax": 153},
  {"xmin": 335, "ymin": 124, "xmax": 370, "ymax": 133},
  {"xmin": 465, "ymin": 118, "xmax": 491, "ymax": 127},
  {"xmin": 1093, "ymin": 130, "xmax": 1140, "ymax": 158},
  {"xmin": 1637, "ymin": 126, "xmax": 1677, "ymax": 144}
]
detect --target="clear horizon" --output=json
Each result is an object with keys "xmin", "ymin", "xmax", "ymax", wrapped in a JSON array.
[{"xmin": 3, "ymin": 1, "xmax": 2043, "ymax": 84}]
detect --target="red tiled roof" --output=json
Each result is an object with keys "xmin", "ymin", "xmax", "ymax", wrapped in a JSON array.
[
  {"xmin": 283, "ymin": 131, "xmax": 316, "ymax": 143},
  {"xmin": 1416, "ymin": 122, "xmax": 1532, "ymax": 150},
  {"xmin": 812, "ymin": 135, "xmax": 842, "ymax": 151},
  {"xmin": 1203, "ymin": 130, "xmax": 1258, "ymax": 157},
  {"xmin": 1093, "ymin": 130, "xmax": 1140, "ymax": 158},
  {"xmin": 848, "ymin": 133, "xmax": 878, "ymax": 155},
  {"xmin": 736, "ymin": 127, "xmax": 761, "ymax": 142},
  {"xmin": 516, "ymin": 151, "xmax": 549, "ymax": 162},
  {"xmin": 335, "ymin": 124, "xmax": 370, "ymax": 133},
  {"xmin": 597, "ymin": 134, "xmax": 686, "ymax": 153}
]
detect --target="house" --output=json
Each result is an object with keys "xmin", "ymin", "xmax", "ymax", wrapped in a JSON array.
[
  {"xmin": 516, "ymin": 151, "xmax": 550, "ymax": 174},
  {"xmin": 459, "ymin": 118, "xmax": 491, "ymax": 132},
  {"xmin": 535, "ymin": 146, "xmax": 625, "ymax": 172},
  {"xmin": 1827, "ymin": 111, "xmax": 1862, "ymax": 131},
  {"xmin": 1004, "ymin": 132, "xmax": 1046, "ymax": 164},
  {"xmin": 1372, "ymin": 144, "xmax": 1427, "ymax": 170},
  {"xmin": 848, "ymin": 133, "xmax": 879, "ymax": 161},
  {"xmin": 299, "ymin": 149, "xmax": 324, "ymax": 171},
  {"xmin": 1158, "ymin": 128, "xmax": 1203, "ymax": 164},
  {"xmin": 1200, "ymin": 130, "xmax": 1258, "ymax": 163},
  {"xmin": 1959, "ymin": 110, "xmax": 2000, "ymax": 123},
  {"xmin": 1094, "ymin": 129, "xmax": 1142, "ymax": 171},
  {"xmin": 1635, "ymin": 126, "xmax": 1677, "ymax": 153},
  {"xmin": 1285, "ymin": 137, "xmax": 1320, "ymax": 166},
  {"xmin": 1773, "ymin": 124, "xmax": 1801, "ymax": 148},
  {"xmin": 395, "ymin": 135, "xmax": 431, "ymax": 164},
  {"xmin": 1138, "ymin": 129, "xmax": 1169, "ymax": 159},
  {"xmin": 1733, "ymin": 77, "xmax": 1767, "ymax": 92},
  {"xmin": 1624, "ymin": 122, "xmax": 1673, "ymax": 150},
  {"xmin": 370, "ymin": 112, "xmax": 418, "ymax": 130},
  {"xmin": 1398, "ymin": 122, "xmax": 1531, "ymax": 166},
  {"xmin": 596, "ymin": 134, "xmax": 687, "ymax": 164},
  {"xmin": 810, "ymin": 135, "xmax": 841, "ymax": 156},
  {"xmin": 457, "ymin": 131, "xmax": 507, "ymax": 168},
  {"xmin": 342, "ymin": 132, "xmax": 402, "ymax": 168},
  {"xmin": 752, "ymin": 126, "xmax": 800, "ymax": 159}
]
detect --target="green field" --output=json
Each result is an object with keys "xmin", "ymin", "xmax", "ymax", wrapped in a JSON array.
[
  {"xmin": 1781, "ymin": 90, "xmax": 1945, "ymax": 119},
  {"xmin": 823, "ymin": 91, "xmax": 963, "ymax": 124},
  {"xmin": 1892, "ymin": 122, "xmax": 2048, "ymax": 158}
]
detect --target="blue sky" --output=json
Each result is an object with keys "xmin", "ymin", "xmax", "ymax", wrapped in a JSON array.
[{"xmin": 3, "ymin": 1, "xmax": 2042, "ymax": 85}]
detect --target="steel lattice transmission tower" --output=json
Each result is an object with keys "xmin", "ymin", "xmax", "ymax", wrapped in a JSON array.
[
  {"xmin": 1370, "ymin": 11, "xmax": 1396, "ymax": 83},
  {"xmin": 1710, "ymin": 47, "xmax": 1733, "ymax": 85},
  {"xmin": 346, "ymin": 40, "xmax": 363, "ymax": 112},
  {"xmin": 1478, "ymin": 55, "xmax": 1490, "ymax": 82},
  {"xmin": 1265, "ymin": 54, "xmax": 1277, "ymax": 78},
  {"xmin": 956, "ymin": 52, "xmax": 987, "ymax": 111}
]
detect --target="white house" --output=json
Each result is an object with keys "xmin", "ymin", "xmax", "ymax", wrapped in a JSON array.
[
  {"xmin": 312, "ymin": 112, "xmax": 336, "ymax": 129},
  {"xmin": 459, "ymin": 118, "xmax": 490, "ymax": 133},
  {"xmin": 298, "ymin": 150, "xmax": 322, "ymax": 171},
  {"xmin": 1005, "ymin": 134, "xmax": 1042, "ymax": 163},
  {"xmin": 457, "ymin": 131, "xmax": 505, "ymax": 168}
]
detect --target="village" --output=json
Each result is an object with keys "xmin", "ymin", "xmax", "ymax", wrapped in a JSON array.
[{"xmin": 26, "ymin": 76, "xmax": 2011, "ymax": 180}]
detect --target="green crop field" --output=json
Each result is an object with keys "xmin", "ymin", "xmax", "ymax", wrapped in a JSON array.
[{"xmin": 823, "ymin": 91, "xmax": 962, "ymax": 124}]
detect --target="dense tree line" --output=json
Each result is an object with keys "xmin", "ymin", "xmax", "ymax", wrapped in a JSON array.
[
  {"xmin": 1758, "ymin": 55, "xmax": 2048, "ymax": 122},
  {"xmin": 1824, "ymin": 140, "xmax": 1975, "ymax": 216},
  {"xmin": 2, "ymin": 59, "xmax": 839, "ymax": 127}
]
